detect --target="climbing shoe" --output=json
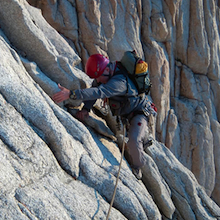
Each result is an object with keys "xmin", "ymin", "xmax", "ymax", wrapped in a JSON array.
[
  {"xmin": 144, "ymin": 138, "xmax": 153, "ymax": 151},
  {"xmin": 132, "ymin": 168, "xmax": 142, "ymax": 180}
]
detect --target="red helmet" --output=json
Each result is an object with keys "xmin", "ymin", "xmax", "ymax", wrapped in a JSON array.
[{"xmin": 85, "ymin": 54, "xmax": 109, "ymax": 78}]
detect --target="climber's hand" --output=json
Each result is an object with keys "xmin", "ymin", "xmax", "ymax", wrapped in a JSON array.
[{"xmin": 52, "ymin": 84, "xmax": 70, "ymax": 103}]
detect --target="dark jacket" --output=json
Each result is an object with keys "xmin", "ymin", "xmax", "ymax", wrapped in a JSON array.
[{"xmin": 75, "ymin": 63, "xmax": 156, "ymax": 117}]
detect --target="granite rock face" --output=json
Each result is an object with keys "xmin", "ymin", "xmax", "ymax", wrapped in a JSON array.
[{"xmin": 0, "ymin": 0, "xmax": 220, "ymax": 219}]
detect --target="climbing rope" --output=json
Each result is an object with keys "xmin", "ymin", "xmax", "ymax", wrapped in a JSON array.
[{"xmin": 106, "ymin": 122, "xmax": 126, "ymax": 220}]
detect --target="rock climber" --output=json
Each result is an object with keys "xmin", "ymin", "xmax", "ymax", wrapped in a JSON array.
[{"xmin": 52, "ymin": 54, "xmax": 157, "ymax": 179}]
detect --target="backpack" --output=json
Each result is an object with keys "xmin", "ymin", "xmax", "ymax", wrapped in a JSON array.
[{"xmin": 120, "ymin": 50, "xmax": 152, "ymax": 95}]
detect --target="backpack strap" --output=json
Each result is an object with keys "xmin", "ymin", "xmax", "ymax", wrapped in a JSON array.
[
  {"xmin": 115, "ymin": 61, "xmax": 142, "ymax": 96},
  {"xmin": 113, "ymin": 62, "xmax": 142, "ymax": 99},
  {"xmin": 114, "ymin": 62, "xmax": 129, "ymax": 94}
]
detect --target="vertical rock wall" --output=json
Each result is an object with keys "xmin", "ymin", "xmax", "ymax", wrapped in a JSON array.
[
  {"xmin": 29, "ymin": 0, "xmax": 220, "ymax": 205},
  {"xmin": 25, "ymin": 0, "xmax": 220, "ymax": 207},
  {"xmin": 0, "ymin": 0, "xmax": 220, "ymax": 219}
]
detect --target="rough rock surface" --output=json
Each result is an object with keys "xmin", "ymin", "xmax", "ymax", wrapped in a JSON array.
[{"xmin": 0, "ymin": 0, "xmax": 220, "ymax": 219}]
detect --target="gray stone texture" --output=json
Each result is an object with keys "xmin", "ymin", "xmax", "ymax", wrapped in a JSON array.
[{"xmin": 0, "ymin": 0, "xmax": 220, "ymax": 219}]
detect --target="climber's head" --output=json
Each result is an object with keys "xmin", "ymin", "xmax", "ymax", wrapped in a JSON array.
[{"xmin": 85, "ymin": 54, "xmax": 110, "ymax": 79}]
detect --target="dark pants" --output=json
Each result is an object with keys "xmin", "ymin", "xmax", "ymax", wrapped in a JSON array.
[{"xmin": 127, "ymin": 114, "xmax": 148, "ymax": 169}]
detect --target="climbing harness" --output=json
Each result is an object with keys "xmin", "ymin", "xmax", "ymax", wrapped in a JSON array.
[{"xmin": 106, "ymin": 119, "xmax": 126, "ymax": 220}]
